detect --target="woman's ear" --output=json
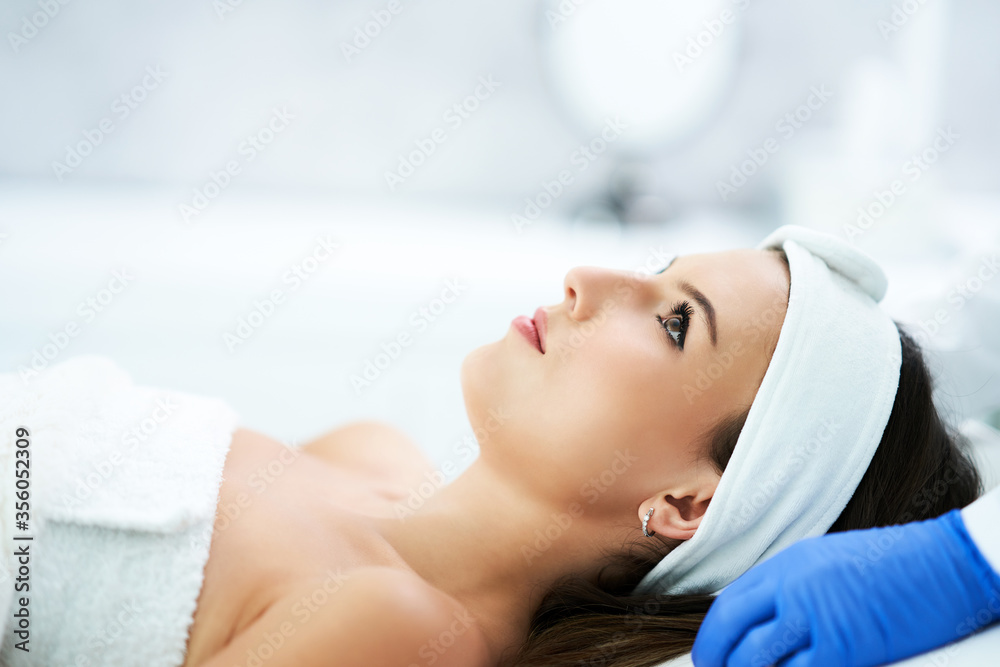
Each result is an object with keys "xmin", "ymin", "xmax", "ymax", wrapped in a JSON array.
[{"xmin": 640, "ymin": 467, "xmax": 720, "ymax": 541}]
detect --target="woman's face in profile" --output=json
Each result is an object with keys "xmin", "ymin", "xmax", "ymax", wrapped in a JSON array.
[{"xmin": 460, "ymin": 248, "xmax": 790, "ymax": 511}]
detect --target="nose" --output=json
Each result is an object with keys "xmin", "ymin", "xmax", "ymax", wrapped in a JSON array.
[{"xmin": 563, "ymin": 266, "xmax": 644, "ymax": 321}]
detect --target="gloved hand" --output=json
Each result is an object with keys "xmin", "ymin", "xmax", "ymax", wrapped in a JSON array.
[{"xmin": 691, "ymin": 509, "xmax": 1000, "ymax": 667}]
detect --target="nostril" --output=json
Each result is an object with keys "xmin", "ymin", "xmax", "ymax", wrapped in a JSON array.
[
  {"xmin": 563, "ymin": 268, "xmax": 581, "ymax": 314},
  {"xmin": 566, "ymin": 287, "xmax": 577, "ymax": 314}
]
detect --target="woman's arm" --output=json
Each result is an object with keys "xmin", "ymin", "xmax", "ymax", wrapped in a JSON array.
[{"xmin": 198, "ymin": 567, "xmax": 490, "ymax": 667}]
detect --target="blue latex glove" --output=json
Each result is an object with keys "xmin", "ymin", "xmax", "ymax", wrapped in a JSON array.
[{"xmin": 692, "ymin": 509, "xmax": 1000, "ymax": 667}]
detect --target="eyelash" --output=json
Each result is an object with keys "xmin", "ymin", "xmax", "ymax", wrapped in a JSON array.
[{"xmin": 655, "ymin": 301, "xmax": 693, "ymax": 350}]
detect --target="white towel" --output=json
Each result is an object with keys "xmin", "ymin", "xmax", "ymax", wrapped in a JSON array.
[{"xmin": 0, "ymin": 355, "xmax": 239, "ymax": 666}]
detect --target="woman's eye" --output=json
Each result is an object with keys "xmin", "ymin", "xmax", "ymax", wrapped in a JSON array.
[
  {"xmin": 656, "ymin": 301, "xmax": 692, "ymax": 349},
  {"xmin": 663, "ymin": 317, "xmax": 683, "ymax": 343}
]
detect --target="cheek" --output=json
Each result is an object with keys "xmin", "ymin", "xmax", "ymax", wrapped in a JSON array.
[
  {"xmin": 573, "ymin": 338, "xmax": 710, "ymax": 471},
  {"xmin": 536, "ymin": 331, "xmax": 668, "ymax": 456}
]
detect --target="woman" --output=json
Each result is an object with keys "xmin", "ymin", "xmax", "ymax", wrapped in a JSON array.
[
  {"xmin": 184, "ymin": 224, "xmax": 981, "ymax": 667},
  {"xmin": 1, "ymin": 226, "xmax": 981, "ymax": 667},
  {"xmin": 184, "ymin": 238, "xmax": 794, "ymax": 667}
]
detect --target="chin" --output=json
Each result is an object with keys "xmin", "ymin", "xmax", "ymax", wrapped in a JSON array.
[
  {"xmin": 460, "ymin": 342, "xmax": 494, "ymax": 405},
  {"xmin": 460, "ymin": 341, "xmax": 509, "ymax": 439}
]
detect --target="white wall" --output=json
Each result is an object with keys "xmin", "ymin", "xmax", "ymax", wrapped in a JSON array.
[{"xmin": 2, "ymin": 0, "xmax": 998, "ymax": 214}]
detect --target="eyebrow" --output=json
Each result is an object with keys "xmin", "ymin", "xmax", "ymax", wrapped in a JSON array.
[{"xmin": 678, "ymin": 280, "xmax": 717, "ymax": 347}]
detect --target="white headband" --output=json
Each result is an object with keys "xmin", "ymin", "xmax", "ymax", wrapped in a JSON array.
[{"xmin": 633, "ymin": 225, "xmax": 902, "ymax": 596}]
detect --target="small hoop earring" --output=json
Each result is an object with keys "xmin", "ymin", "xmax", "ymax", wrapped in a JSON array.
[{"xmin": 642, "ymin": 507, "xmax": 656, "ymax": 537}]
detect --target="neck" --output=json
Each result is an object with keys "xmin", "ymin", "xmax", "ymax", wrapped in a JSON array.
[{"xmin": 372, "ymin": 458, "xmax": 629, "ymax": 651}]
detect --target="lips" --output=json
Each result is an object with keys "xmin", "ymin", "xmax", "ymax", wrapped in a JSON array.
[
  {"xmin": 533, "ymin": 307, "xmax": 547, "ymax": 354},
  {"xmin": 512, "ymin": 315, "xmax": 543, "ymax": 354}
]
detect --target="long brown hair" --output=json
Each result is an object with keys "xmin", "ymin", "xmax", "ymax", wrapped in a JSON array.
[{"xmin": 506, "ymin": 324, "xmax": 983, "ymax": 667}]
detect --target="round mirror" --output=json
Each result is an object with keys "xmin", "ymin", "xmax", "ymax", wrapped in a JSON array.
[{"xmin": 540, "ymin": 0, "xmax": 743, "ymax": 152}]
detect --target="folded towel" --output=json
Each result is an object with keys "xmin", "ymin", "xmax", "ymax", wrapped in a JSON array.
[{"xmin": 0, "ymin": 355, "xmax": 240, "ymax": 666}]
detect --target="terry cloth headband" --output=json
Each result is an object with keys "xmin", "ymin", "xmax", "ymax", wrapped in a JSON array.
[{"xmin": 633, "ymin": 224, "xmax": 902, "ymax": 596}]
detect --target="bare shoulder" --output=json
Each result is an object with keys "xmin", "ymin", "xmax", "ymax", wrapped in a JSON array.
[
  {"xmin": 337, "ymin": 568, "xmax": 492, "ymax": 666},
  {"xmin": 198, "ymin": 567, "xmax": 491, "ymax": 667},
  {"xmin": 301, "ymin": 420, "xmax": 435, "ymax": 491}
]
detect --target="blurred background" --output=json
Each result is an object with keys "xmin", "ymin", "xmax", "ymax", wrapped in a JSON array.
[{"xmin": 1, "ymin": 0, "xmax": 999, "ymax": 486}]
